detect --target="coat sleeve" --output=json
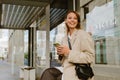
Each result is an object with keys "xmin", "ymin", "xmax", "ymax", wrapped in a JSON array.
[
  {"xmin": 68, "ymin": 31, "xmax": 95, "ymax": 64},
  {"xmin": 57, "ymin": 36, "xmax": 67, "ymax": 64}
]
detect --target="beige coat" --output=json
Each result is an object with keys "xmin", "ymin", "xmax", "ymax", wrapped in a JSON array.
[{"xmin": 61, "ymin": 29, "xmax": 95, "ymax": 80}]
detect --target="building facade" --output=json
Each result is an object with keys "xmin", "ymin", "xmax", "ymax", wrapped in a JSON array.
[{"xmin": 75, "ymin": 0, "xmax": 120, "ymax": 80}]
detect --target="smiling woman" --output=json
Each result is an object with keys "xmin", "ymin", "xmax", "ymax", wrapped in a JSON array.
[{"xmin": 56, "ymin": 11, "xmax": 95, "ymax": 80}]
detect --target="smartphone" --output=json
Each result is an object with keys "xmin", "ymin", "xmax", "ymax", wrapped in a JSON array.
[{"xmin": 53, "ymin": 43, "xmax": 60, "ymax": 47}]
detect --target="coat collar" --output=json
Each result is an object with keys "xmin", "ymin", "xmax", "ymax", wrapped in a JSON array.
[{"xmin": 68, "ymin": 29, "xmax": 79, "ymax": 46}]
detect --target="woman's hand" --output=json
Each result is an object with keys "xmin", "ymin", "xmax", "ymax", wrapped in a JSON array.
[{"xmin": 56, "ymin": 45, "xmax": 70, "ymax": 56}]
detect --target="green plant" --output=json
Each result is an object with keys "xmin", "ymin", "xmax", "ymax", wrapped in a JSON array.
[{"xmin": 24, "ymin": 52, "xmax": 28, "ymax": 59}]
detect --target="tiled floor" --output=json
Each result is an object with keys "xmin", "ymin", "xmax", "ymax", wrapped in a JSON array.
[{"xmin": 0, "ymin": 60, "xmax": 20, "ymax": 80}]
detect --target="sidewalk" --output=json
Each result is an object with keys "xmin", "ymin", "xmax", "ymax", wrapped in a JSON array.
[{"xmin": 0, "ymin": 60, "xmax": 20, "ymax": 80}]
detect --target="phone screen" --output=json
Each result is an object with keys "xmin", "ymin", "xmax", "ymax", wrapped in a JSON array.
[{"xmin": 53, "ymin": 43, "xmax": 60, "ymax": 47}]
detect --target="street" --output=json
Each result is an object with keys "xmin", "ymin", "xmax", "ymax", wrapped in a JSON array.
[{"xmin": 0, "ymin": 60, "xmax": 19, "ymax": 80}]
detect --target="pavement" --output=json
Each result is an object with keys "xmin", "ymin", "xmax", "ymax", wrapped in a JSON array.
[
  {"xmin": 0, "ymin": 60, "xmax": 20, "ymax": 80},
  {"xmin": 0, "ymin": 59, "xmax": 63, "ymax": 80}
]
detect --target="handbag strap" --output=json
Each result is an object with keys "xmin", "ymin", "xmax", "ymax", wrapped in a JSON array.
[
  {"xmin": 68, "ymin": 37, "xmax": 91, "ymax": 66},
  {"xmin": 68, "ymin": 37, "xmax": 72, "ymax": 50}
]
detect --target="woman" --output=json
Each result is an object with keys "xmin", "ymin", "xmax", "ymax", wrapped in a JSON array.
[{"xmin": 56, "ymin": 11, "xmax": 95, "ymax": 80}]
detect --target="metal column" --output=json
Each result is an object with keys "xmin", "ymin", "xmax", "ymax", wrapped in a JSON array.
[
  {"xmin": 28, "ymin": 27, "xmax": 37, "ymax": 67},
  {"xmin": 45, "ymin": 4, "xmax": 50, "ymax": 68}
]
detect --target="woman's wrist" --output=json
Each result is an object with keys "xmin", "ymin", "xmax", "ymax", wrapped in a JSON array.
[{"xmin": 64, "ymin": 50, "xmax": 70, "ymax": 56}]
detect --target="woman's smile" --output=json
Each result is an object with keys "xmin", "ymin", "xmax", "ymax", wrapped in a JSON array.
[{"xmin": 65, "ymin": 13, "xmax": 78, "ymax": 28}]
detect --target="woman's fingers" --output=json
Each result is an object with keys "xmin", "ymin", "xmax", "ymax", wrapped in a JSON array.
[
  {"xmin": 57, "ymin": 46, "xmax": 63, "ymax": 54},
  {"xmin": 56, "ymin": 45, "xmax": 70, "ymax": 56}
]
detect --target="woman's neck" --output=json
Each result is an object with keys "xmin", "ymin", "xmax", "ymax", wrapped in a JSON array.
[{"xmin": 69, "ymin": 28, "xmax": 76, "ymax": 36}]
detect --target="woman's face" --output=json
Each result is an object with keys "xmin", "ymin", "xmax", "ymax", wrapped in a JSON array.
[{"xmin": 65, "ymin": 12, "xmax": 78, "ymax": 29}]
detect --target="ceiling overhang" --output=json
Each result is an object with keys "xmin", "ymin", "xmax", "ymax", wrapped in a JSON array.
[
  {"xmin": 0, "ymin": 0, "xmax": 68, "ymax": 30},
  {"xmin": 50, "ymin": 0, "xmax": 68, "ymax": 30},
  {"xmin": 0, "ymin": 0, "xmax": 49, "ymax": 7},
  {"xmin": 0, "ymin": 0, "xmax": 49, "ymax": 30}
]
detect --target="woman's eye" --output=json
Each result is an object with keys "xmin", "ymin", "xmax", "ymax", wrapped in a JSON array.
[
  {"xmin": 68, "ymin": 17, "xmax": 76, "ymax": 20},
  {"xmin": 68, "ymin": 17, "xmax": 72, "ymax": 19}
]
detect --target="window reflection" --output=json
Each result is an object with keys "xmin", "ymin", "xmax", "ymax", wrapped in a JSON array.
[
  {"xmin": 95, "ymin": 39, "xmax": 107, "ymax": 64},
  {"xmin": 36, "ymin": 31, "xmax": 46, "ymax": 67}
]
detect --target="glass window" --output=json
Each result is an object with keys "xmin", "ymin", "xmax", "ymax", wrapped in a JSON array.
[
  {"xmin": 87, "ymin": 1, "xmax": 120, "ymax": 65},
  {"xmin": 95, "ymin": 39, "xmax": 107, "ymax": 64},
  {"xmin": 36, "ymin": 31, "xmax": 46, "ymax": 67}
]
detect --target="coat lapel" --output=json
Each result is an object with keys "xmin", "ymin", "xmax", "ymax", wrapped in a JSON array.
[{"xmin": 70, "ymin": 30, "xmax": 79, "ymax": 46}]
